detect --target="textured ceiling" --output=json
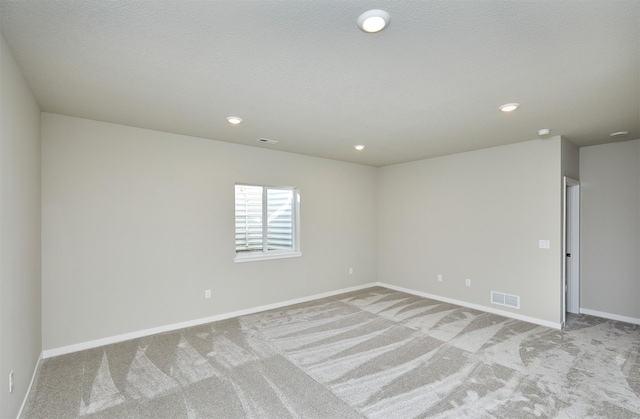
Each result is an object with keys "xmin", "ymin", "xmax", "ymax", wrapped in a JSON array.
[{"xmin": 1, "ymin": 1, "xmax": 639, "ymax": 166}]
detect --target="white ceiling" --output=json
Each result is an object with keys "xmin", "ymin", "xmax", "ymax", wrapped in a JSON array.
[{"xmin": 1, "ymin": 1, "xmax": 639, "ymax": 166}]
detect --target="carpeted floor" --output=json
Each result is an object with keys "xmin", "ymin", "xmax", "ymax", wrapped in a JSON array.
[{"xmin": 21, "ymin": 286, "xmax": 640, "ymax": 418}]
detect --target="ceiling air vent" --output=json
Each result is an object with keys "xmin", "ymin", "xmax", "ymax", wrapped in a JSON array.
[
  {"xmin": 491, "ymin": 291, "xmax": 520, "ymax": 309},
  {"xmin": 257, "ymin": 138, "xmax": 279, "ymax": 145}
]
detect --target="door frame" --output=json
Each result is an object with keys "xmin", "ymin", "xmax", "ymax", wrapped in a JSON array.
[{"xmin": 562, "ymin": 176, "xmax": 580, "ymax": 326}]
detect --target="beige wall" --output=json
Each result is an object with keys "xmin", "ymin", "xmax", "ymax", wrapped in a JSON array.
[
  {"xmin": 561, "ymin": 138, "xmax": 579, "ymax": 181},
  {"xmin": 0, "ymin": 35, "xmax": 42, "ymax": 418},
  {"xmin": 41, "ymin": 113, "xmax": 378, "ymax": 350},
  {"xmin": 37, "ymin": 110, "xmax": 632, "ymax": 355},
  {"xmin": 34, "ymin": 99, "xmax": 640, "ymax": 366},
  {"xmin": 41, "ymin": 114, "xmax": 575, "ymax": 352},
  {"xmin": 580, "ymin": 140, "xmax": 640, "ymax": 320},
  {"xmin": 378, "ymin": 138, "xmax": 563, "ymax": 325}
]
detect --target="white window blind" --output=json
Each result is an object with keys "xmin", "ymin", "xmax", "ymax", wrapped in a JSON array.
[
  {"xmin": 235, "ymin": 185, "xmax": 264, "ymax": 253},
  {"xmin": 235, "ymin": 184, "xmax": 300, "ymax": 261},
  {"xmin": 266, "ymin": 188, "xmax": 294, "ymax": 251}
]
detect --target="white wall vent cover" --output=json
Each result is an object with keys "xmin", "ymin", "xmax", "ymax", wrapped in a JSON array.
[{"xmin": 491, "ymin": 291, "xmax": 520, "ymax": 309}]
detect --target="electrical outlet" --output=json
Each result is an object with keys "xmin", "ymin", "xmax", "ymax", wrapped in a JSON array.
[
  {"xmin": 349, "ymin": 267, "xmax": 353, "ymax": 274},
  {"xmin": 9, "ymin": 371, "xmax": 13, "ymax": 393},
  {"xmin": 205, "ymin": 290, "xmax": 211, "ymax": 299},
  {"xmin": 437, "ymin": 274, "xmax": 443, "ymax": 282},
  {"xmin": 465, "ymin": 278, "xmax": 471, "ymax": 287}
]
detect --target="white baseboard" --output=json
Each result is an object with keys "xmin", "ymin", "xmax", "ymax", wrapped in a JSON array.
[
  {"xmin": 580, "ymin": 308, "xmax": 640, "ymax": 325},
  {"xmin": 377, "ymin": 282, "xmax": 563, "ymax": 330},
  {"xmin": 43, "ymin": 281, "xmax": 568, "ymax": 359},
  {"xmin": 42, "ymin": 282, "xmax": 378, "ymax": 359},
  {"xmin": 16, "ymin": 351, "xmax": 42, "ymax": 419}
]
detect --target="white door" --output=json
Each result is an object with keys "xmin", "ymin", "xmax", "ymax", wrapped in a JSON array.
[{"xmin": 564, "ymin": 178, "xmax": 580, "ymax": 316}]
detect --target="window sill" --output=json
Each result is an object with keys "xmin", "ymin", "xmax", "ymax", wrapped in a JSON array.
[{"xmin": 234, "ymin": 251, "xmax": 302, "ymax": 263}]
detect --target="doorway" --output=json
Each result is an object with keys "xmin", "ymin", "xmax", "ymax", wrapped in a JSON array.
[{"xmin": 563, "ymin": 177, "xmax": 580, "ymax": 325}]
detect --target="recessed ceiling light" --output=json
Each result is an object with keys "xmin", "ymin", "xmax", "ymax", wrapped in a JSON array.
[
  {"xmin": 610, "ymin": 131, "xmax": 629, "ymax": 138},
  {"xmin": 357, "ymin": 10, "xmax": 390, "ymax": 33},
  {"xmin": 538, "ymin": 128, "xmax": 551, "ymax": 136},
  {"xmin": 499, "ymin": 103, "xmax": 520, "ymax": 112},
  {"xmin": 257, "ymin": 138, "xmax": 278, "ymax": 144},
  {"xmin": 226, "ymin": 116, "xmax": 243, "ymax": 125},
  {"xmin": 354, "ymin": 145, "xmax": 365, "ymax": 151}
]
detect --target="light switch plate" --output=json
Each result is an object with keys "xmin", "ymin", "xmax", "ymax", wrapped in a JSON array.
[{"xmin": 539, "ymin": 240, "xmax": 550, "ymax": 249}]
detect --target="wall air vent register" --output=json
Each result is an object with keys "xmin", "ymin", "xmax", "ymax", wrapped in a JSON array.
[{"xmin": 491, "ymin": 291, "xmax": 520, "ymax": 309}]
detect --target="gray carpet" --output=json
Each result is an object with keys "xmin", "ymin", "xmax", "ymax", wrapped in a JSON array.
[{"xmin": 21, "ymin": 287, "xmax": 640, "ymax": 418}]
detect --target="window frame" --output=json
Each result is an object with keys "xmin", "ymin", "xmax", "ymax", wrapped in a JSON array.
[{"xmin": 234, "ymin": 183, "xmax": 301, "ymax": 263}]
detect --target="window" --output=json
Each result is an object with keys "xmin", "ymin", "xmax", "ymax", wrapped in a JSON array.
[{"xmin": 235, "ymin": 184, "xmax": 301, "ymax": 262}]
